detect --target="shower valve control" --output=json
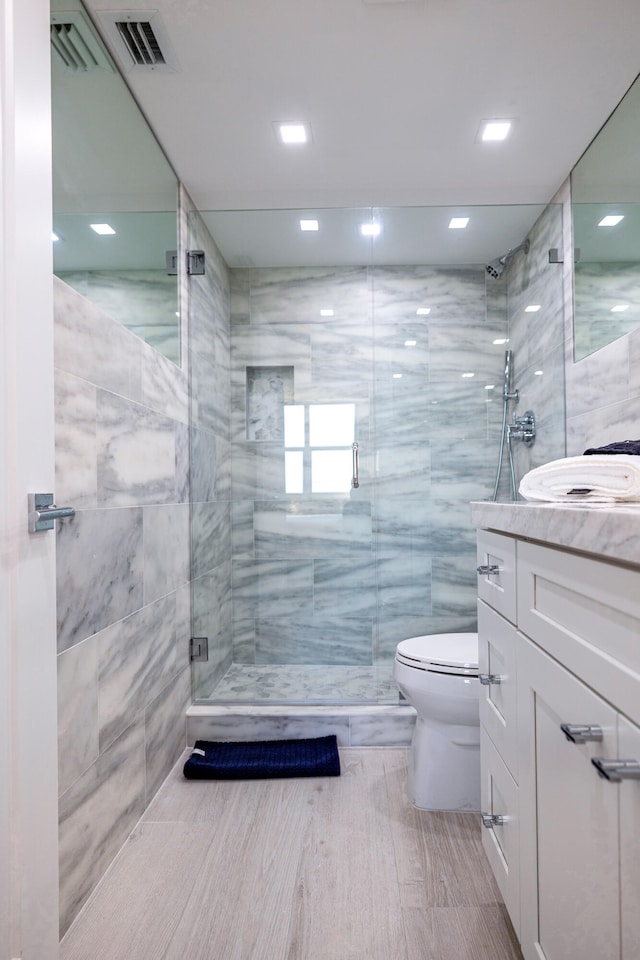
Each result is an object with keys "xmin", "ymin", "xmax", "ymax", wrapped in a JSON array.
[{"xmin": 508, "ymin": 410, "xmax": 536, "ymax": 446}]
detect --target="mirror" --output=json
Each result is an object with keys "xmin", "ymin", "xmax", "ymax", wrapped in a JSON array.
[
  {"xmin": 572, "ymin": 72, "xmax": 640, "ymax": 361},
  {"xmin": 50, "ymin": 0, "xmax": 180, "ymax": 364}
]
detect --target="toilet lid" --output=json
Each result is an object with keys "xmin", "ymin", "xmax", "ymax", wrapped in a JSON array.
[{"xmin": 396, "ymin": 633, "xmax": 478, "ymax": 671}]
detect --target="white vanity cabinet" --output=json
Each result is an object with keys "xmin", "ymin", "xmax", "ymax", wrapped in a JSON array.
[{"xmin": 477, "ymin": 527, "xmax": 640, "ymax": 960}]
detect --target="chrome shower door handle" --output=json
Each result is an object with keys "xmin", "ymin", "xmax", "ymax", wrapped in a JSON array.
[{"xmin": 352, "ymin": 441, "xmax": 359, "ymax": 488}]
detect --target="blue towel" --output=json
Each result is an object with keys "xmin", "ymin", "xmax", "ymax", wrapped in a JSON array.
[
  {"xmin": 183, "ymin": 735, "xmax": 341, "ymax": 780},
  {"xmin": 584, "ymin": 440, "xmax": 640, "ymax": 456}
]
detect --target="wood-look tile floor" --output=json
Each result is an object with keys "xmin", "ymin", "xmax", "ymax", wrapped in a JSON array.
[{"xmin": 60, "ymin": 748, "xmax": 523, "ymax": 960}]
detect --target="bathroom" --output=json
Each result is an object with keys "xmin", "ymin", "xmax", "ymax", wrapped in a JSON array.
[{"xmin": 3, "ymin": 0, "xmax": 640, "ymax": 956}]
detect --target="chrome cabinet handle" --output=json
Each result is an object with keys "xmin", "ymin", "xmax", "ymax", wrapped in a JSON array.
[
  {"xmin": 481, "ymin": 812, "xmax": 507, "ymax": 828},
  {"xmin": 477, "ymin": 564, "xmax": 500, "ymax": 576},
  {"xmin": 591, "ymin": 758, "xmax": 640, "ymax": 782},
  {"xmin": 479, "ymin": 673, "xmax": 503, "ymax": 686},
  {"xmin": 560, "ymin": 723, "xmax": 603, "ymax": 743},
  {"xmin": 351, "ymin": 441, "xmax": 359, "ymax": 489}
]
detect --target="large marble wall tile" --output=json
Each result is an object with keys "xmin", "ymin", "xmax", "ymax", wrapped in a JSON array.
[
  {"xmin": 144, "ymin": 667, "xmax": 190, "ymax": 804},
  {"xmin": 192, "ymin": 566, "xmax": 233, "ymax": 698},
  {"xmin": 58, "ymin": 720, "xmax": 146, "ymax": 937},
  {"xmin": 253, "ymin": 499, "xmax": 372, "ymax": 558},
  {"xmin": 428, "ymin": 325, "xmax": 508, "ymax": 382},
  {"xmin": 254, "ymin": 617, "xmax": 373, "ymax": 665},
  {"xmin": 141, "ymin": 347, "xmax": 188, "ymax": 424},
  {"xmin": 143, "ymin": 503, "xmax": 190, "ymax": 603},
  {"xmin": 175, "ymin": 582, "xmax": 192, "ymax": 673},
  {"xmin": 373, "ymin": 442, "xmax": 430, "ymax": 498},
  {"xmin": 57, "ymin": 638, "xmax": 99, "ymax": 795},
  {"xmin": 232, "ymin": 559, "xmax": 314, "ymax": 619},
  {"xmin": 373, "ymin": 379, "xmax": 431, "ymax": 444},
  {"xmin": 56, "ymin": 507, "xmax": 143, "ymax": 653},
  {"xmin": 376, "ymin": 554, "xmax": 431, "ymax": 616},
  {"xmin": 310, "ymin": 322, "xmax": 374, "ymax": 382},
  {"xmin": 375, "ymin": 614, "xmax": 478, "ymax": 663},
  {"xmin": 97, "ymin": 595, "xmax": 178, "ymax": 751},
  {"xmin": 370, "ymin": 321, "xmax": 430, "ymax": 381},
  {"xmin": 566, "ymin": 393, "xmax": 640, "ymax": 454},
  {"xmin": 629, "ymin": 326, "xmax": 640, "ymax": 399},
  {"xmin": 191, "ymin": 501, "xmax": 232, "ymax": 580},
  {"xmin": 564, "ymin": 334, "xmax": 629, "ymax": 422},
  {"xmin": 232, "ymin": 323, "xmax": 311, "ymax": 369},
  {"xmin": 431, "ymin": 556, "xmax": 478, "ymax": 619},
  {"xmin": 247, "ymin": 266, "xmax": 370, "ymax": 325},
  {"xmin": 96, "ymin": 390, "xmax": 180, "ymax": 506},
  {"xmin": 373, "ymin": 499, "xmax": 433, "ymax": 557},
  {"xmin": 54, "ymin": 276, "xmax": 143, "ymax": 403},
  {"xmin": 231, "ymin": 442, "xmax": 285, "ymax": 500},
  {"xmin": 420, "ymin": 380, "xmax": 496, "ymax": 441},
  {"xmin": 313, "ymin": 558, "xmax": 376, "ymax": 616},
  {"xmin": 574, "ymin": 262, "xmax": 640, "ymax": 358},
  {"xmin": 231, "ymin": 618, "xmax": 257, "ymax": 662},
  {"xmin": 190, "ymin": 427, "xmax": 227, "ymax": 502},
  {"xmin": 371, "ymin": 265, "xmax": 486, "ymax": 325},
  {"xmin": 231, "ymin": 500, "xmax": 255, "ymax": 558},
  {"xmin": 187, "ymin": 711, "xmax": 351, "ymax": 746},
  {"xmin": 349, "ymin": 710, "xmax": 414, "ymax": 746},
  {"xmin": 429, "ymin": 497, "xmax": 479, "ymax": 553},
  {"xmin": 175, "ymin": 420, "xmax": 191, "ymax": 503},
  {"xmin": 55, "ymin": 369, "xmax": 98, "ymax": 510}
]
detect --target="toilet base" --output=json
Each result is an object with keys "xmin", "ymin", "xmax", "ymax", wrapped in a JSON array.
[{"xmin": 407, "ymin": 715, "xmax": 480, "ymax": 811}]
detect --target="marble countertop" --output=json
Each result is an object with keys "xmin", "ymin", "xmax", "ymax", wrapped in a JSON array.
[{"xmin": 470, "ymin": 500, "xmax": 640, "ymax": 568}]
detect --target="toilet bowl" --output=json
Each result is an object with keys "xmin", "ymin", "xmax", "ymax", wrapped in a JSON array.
[{"xmin": 394, "ymin": 632, "xmax": 480, "ymax": 811}]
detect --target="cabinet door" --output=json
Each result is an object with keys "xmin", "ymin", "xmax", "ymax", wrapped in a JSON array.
[
  {"xmin": 480, "ymin": 725, "xmax": 520, "ymax": 937},
  {"xmin": 619, "ymin": 715, "xmax": 640, "ymax": 960},
  {"xmin": 478, "ymin": 600, "xmax": 518, "ymax": 779},
  {"xmin": 518, "ymin": 636, "xmax": 620, "ymax": 960}
]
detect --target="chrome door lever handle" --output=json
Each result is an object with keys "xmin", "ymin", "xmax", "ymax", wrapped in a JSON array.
[{"xmin": 560, "ymin": 723, "xmax": 603, "ymax": 743}]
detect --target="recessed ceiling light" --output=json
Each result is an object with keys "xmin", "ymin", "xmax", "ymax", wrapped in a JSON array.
[
  {"xmin": 393, "ymin": 373, "xmax": 403, "ymax": 379},
  {"xmin": 480, "ymin": 119, "xmax": 512, "ymax": 141},
  {"xmin": 300, "ymin": 219, "xmax": 318, "ymax": 231},
  {"xmin": 525, "ymin": 304, "xmax": 541, "ymax": 313},
  {"xmin": 52, "ymin": 232, "xmax": 60, "ymax": 242},
  {"xmin": 611, "ymin": 304, "xmax": 629, "ymax": 312},
  {"xmin": 90, "ymin": 223, "xmax": 115, "ymax": 235},
  {"xmin": 449, "ymin": 217, "xmax": 469, "ymax": 229},
  {"xmin": 404, "ymin": 340, "xmax": 417, "ymax": 347},
  {"xmin": 275, "ymin": 122, "xmax": 310, "ymax": 144},
  {"xmin": 416, "ymin": 307, "xmax": 431, "ymax": 315},
  {"xmin": 461, "ymin": 372, "xmax": 475, "ymax": 378},
  {"xmin": 598, "ymin": 215, "xmax": 624, "ymax": 227},
  {"xmin": 485, "ymin": 385, "xmax": 495, "ymax": 390},
  {"xmin": 360, "ymin": 222, "xmax": 381, "ymax": 237},
  {"xmin": 320, "ymin": 309, "xmax": 334, "ymax": 317},
  {"xmin": 493, "ymin": 338, "xmax": 509, "ymax": 345},
  {"xmin": 534, "ymin": 370, "xmax": 544, "ymax": 376}
]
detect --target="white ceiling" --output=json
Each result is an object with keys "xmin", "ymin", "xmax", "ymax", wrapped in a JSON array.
[
  {"xmin": 80, "ymin": 0, "xmax": 640, "ymax": 213},
  {"xmin": 54, "ymin": 0, "xmax": 640, "ymax": 269}
]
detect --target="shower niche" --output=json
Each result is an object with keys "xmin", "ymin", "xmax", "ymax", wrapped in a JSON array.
[{"xmin": 246, "ymin": 365, "xmax": 294, "ymax": 441}]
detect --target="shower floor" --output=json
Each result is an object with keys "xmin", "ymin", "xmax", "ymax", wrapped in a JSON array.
[{"xmin": 202, "ymin": 663, "xmax": 399, "ymax": 704}]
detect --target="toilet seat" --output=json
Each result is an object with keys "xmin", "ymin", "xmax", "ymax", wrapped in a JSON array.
[{"xmin": 395, "ymin": 633, "xmax": 478, "ymax": 676}]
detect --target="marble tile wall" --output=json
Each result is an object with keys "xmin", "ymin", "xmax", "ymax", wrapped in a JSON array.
[
  {"xmin": 227, "ymin": 263, "xmax": 510, "ymax": 690},
  {"xmin": 53, "ymin": 190, "xmax": 232, "ymax": 935}
]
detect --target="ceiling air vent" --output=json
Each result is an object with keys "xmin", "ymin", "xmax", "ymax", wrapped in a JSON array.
[
  {"xmin": 50, "ymin": 11, "xmax": 114, "ymax": 73},
  {"xmin": 98, "ymin": 11, "xmax": 179, "ymax": 73}
]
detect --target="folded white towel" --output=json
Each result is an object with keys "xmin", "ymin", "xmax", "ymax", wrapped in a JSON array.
[{"xmin": 519, "ymin": 455, "xmax": 640, "ymax": 503}]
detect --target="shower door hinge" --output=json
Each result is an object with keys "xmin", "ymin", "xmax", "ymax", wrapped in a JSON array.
[
  {"xmin": 190, "ymin": 637, "xmax": 209, "ymax": 662},
  {"xmin": 186, "ymin": 250, "xmax": 205, "ymax": 275}
]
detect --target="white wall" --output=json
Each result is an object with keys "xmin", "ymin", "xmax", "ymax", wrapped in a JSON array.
[{"xmin": 0, "ymin": 0, "xmax": 60, "ymax": 956}]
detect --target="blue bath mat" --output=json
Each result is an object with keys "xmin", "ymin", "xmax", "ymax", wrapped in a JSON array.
[{"xmin": 183, "ymin": 735, "xmax": 341, "ymax": 780}]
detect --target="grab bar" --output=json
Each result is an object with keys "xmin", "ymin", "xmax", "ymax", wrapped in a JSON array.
[{"xmin": 352, "ymin": 441, "xmax": 359, "ymax": 489}]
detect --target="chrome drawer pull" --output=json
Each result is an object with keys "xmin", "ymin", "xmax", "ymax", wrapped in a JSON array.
[
  {"xmin": 479, "ymin": 673, "xmax": 503, "ymax": 686},
  {"xmin": 591, "ymin": 758, "xmax": 640, "ymax": 782},
  {"xmin": 560, "ymin": 723, "xmax": 603, "ymax": 744},
  {"xmin": 477, "ymin": 564, "xmax": 500, "ymax": 576},
  {"xmin": 481, "ymin": 812, "xmax": 507, "ymax": 829}
]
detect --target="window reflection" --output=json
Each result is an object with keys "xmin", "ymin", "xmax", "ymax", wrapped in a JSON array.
[{"xmin": 285, "ymin": 403, "xmax": 356, "ymax": 494}]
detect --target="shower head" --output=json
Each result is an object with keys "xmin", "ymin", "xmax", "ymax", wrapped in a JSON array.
[{"xmin": 486, "ymin": 238, "xmax": 530, "ymax": 279}]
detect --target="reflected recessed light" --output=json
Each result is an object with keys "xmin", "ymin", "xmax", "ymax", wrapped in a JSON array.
[
  {"xmin": 485, "ymin": 384, "xmax": 495, "ymax": 390},
  {"xmin": 598, "ymin": 215, "xmax": 624, "ymax": 227},
  {"xmin": 404, "ymin": 340, "xmax": 417, "ymax": 347},
  {"xmin": 416, "ymin": 307, "xmax": 431, "ymax": 315},
  {"xmin": 300, "ymin": 219, "xmax": 318, "ymax": 231},
  {"xmin": 449, "ymin": 217, "xmax": 469, "ymax": 229},
  {"xmin": 525, "ymin": 304, "xmax": 541, "ymax": 312},
  {"xmin": 90, "ymin": 223, "xmax": 115, "ymax": 235},
  {"xmin": 360, "ymin": 222, "xmax": 381, "ymax": 237},
  {"xmin": 461, "ymin": 372, "xmax": 475, "ymax": 378},
  {"xmin": 393, "ymin": 373, "xmax": 403, "ymax": 379},
  {"xmin": 480, "ymin": 119, "xmax": 512, "ymax": 141},
  {"xmin": 534, "ymin": 370, "xmax": 544, "ymax": 376},
  {"xmin": 493, "ymin": 338, "xmax": 509, "ymax": 345},
  {"xmin": 275, "ymin": 122, "xmax": 310, "ymax": 144},
  {"xmin": 611, "ymin": 304, "xmax": 629, "ymax": 312},
  {"xmin": 320, "ymin": 309, "xmax": 334, "ymax": 317},
  {"xmin": 52, "ymin": 232, "xmax": 60, "ymax": 242}
]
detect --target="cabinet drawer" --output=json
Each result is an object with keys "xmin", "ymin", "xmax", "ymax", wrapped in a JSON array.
[
  {"xmin": 517, "ymin": 540, "xmax": 640, "ymax": 727},
  {"xmin": 476, "ymin": 529, "xmax": 517, "ymax": 624},
  {"xmin": 478, "ymin": 600, "xmax": 518, "ymax": 780},
  {"xmin": 480, "ymin": 725, "xmax": 520, "ymax": 938}
]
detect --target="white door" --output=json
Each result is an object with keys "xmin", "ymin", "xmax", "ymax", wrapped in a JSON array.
[{"xmin": 0, "ymin": 0, "xmax": 60, "ymax": 957}]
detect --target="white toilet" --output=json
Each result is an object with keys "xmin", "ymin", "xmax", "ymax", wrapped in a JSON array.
[{"xmin": 394, "ymin": 632, "xmax": 480, "ymax": 811}]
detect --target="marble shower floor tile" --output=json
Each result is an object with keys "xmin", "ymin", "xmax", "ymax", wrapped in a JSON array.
[{"xmin": 204, "ymin": 663, "xmax": 399, "ymax": 703}]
